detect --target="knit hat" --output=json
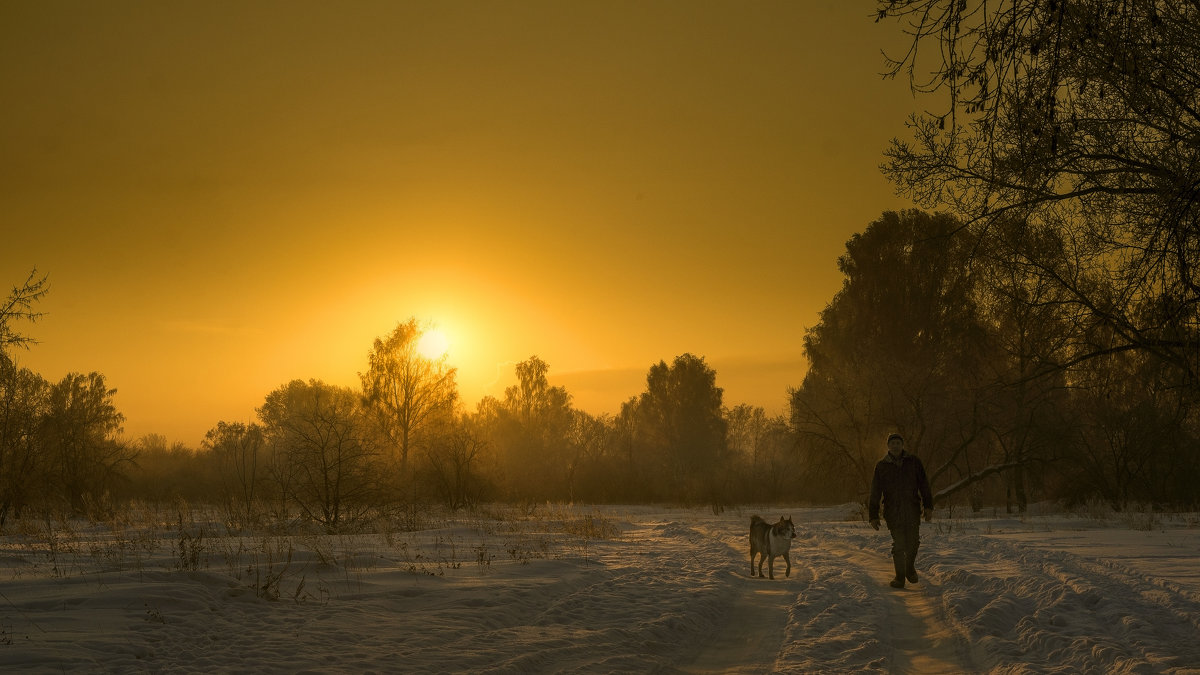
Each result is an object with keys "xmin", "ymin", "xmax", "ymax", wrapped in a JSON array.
[{"xmin": 887, "ymin": 433, "xmax": 904, "ymax": 443}]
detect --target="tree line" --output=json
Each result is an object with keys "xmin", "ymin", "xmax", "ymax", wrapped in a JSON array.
[
  {"xmin": 2, "ymin": 282, "xmax": 798, "ymax": 525},
  {"xmin": 5, "ymin": 208, "xmax": 1197, "ymax": 531},
  {"xmin": 160, "ymin": 345, "xmax": 794, "ymax": 524}
]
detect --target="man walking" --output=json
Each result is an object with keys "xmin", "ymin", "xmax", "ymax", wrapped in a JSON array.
[{"xmin": 869, "ymin": 433, "xmax": 933, "ymax": 589}]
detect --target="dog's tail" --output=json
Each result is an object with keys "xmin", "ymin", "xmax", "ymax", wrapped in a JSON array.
[{"xmin": 751, "ymin": 514, "xmax": 765, "ymax": 527}]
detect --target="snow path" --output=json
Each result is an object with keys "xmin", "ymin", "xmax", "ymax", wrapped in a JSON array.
[
  {"xmin": 683, "ymin": 521, "xmax": 793, "ymax": 674},
  {"xmin": 824, "ymin": 534, "xmax": 982, "ymax": 674},
  {"xmin": 686, "ymin": 577, "xmax": 793, "ymax": 674}
]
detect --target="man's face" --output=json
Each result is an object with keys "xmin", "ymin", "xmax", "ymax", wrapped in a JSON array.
[{"xmin": 887, "ymin": 438, "xmax": 904, "ymax": 455}]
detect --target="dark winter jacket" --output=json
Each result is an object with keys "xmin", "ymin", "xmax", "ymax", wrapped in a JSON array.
[{"xmin": 868, "ymin": 450, "xmax": 933, "ymax": 527}]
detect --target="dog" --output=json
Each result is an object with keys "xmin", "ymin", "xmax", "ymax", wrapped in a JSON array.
[{"xmin": 750, "ymin": 515, "xmax": 796, "ymax": 579}]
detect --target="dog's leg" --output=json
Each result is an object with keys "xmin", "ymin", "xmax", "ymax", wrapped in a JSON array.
[
  {"xmin": 767, "ymin": 553, "xmax": 775, "ymax": 580},
  {"xmin": 784, "ymin": 551, "xmax": 791, "ymax": 577}
]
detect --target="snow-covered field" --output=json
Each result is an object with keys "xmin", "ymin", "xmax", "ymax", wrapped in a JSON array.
[{"xmin": 0, "ymin": 503, "xmax": 1198, "ymax": 673}]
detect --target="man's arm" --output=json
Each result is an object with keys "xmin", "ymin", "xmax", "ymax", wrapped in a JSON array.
[
  {"xmin": 916, "ymin": 457, "xmax": 933, "ymax": 520},
  {"xmin": 915, "ymin": 457, "xmax": 933, "ymax": 509}
]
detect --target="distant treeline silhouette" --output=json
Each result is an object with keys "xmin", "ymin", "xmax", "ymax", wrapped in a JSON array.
[{"xmin": 3, "ymin": 212, "xmax": 1197, "ymax": 527}]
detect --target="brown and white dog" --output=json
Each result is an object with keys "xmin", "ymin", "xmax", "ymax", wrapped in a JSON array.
[{"xmin": 749, "ymin": 515, "xmax": 796, "ymax": 579}]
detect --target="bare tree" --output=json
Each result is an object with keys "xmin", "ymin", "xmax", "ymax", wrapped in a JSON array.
[
  {"xmin": 0, "ymin": 362, "xmax": 48, "ymax": 524},
  {"xmin": 974, "ymin": 218, "xmax": 1076, "ymax": 511},
  {"xmin": 496, "ymin": 356, "xmax": 573, "ymax": 501},
  {"xmin": 360, "ymin": 319, "xmax": 458, "ymax": 474},
  {"xmin": 877, "ymin": 0, "xmax": 1200, "ymax": 389},
  {"xmin": 260, "ymin": 380, "xmax": 381, "ymax": 531},
  {"xmin": 725, "ymin": 405, "xmax": 795, "ymax": 503},
  {"xmin": 1068, "ymin": 349, "xmax": 1195, "ymax": 509},
  {"xmin": 505, "ymin": 357, "xmax": 570, "ymax": 428},
  {"xmin": 563, "ymin": 409, "xmax": 611, "ymax": 502},
  {"xmin": 203, "ymin": 421, "xmax": 266, "ymax": 529},
  {"xmin": 0, "ymin": 269, "xmax": 49, "ymax": 363},
  {"xmin": 40, "ymin": 372, "xmax": 130, "ymax": 515},
  {"xmin": 421, "ymin": 416, "xmax": 490, "ymax": 509}
]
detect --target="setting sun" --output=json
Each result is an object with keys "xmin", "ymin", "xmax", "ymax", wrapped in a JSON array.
[{"xmin": 417, "ymin": 328, "xmax": 450, "ymax": 360}]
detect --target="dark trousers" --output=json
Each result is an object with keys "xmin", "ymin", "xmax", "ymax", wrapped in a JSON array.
[{"xmin": 889, "ymin": 520, "xmax": 920, "ymax": 580}]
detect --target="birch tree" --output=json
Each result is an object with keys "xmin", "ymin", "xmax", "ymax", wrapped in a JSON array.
[{"xmin": 360, "ymin": 319, "xmax": 458, "ymax": 474}]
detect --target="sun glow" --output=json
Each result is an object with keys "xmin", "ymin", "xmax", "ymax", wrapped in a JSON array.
[{"xmin": 417, "ymin": 328, "xmax": 450, "ymax": 360}]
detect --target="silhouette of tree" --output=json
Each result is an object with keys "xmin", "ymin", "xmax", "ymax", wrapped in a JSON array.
[
  {"xmin": 635, "ymin": 353, "xmax": 728, "ymax": 506},
  {"xmin": 563, "ymin": 409, "xmax": 612, "ymax": 502},
  {"xmin": 360, "ymin": 319, "xmax": 458, "ymax": 474},
  {"xmin": 725, "ymin": 405, "xmax": 795, "ymax": 503},
  {"xmin": 790, "ymin": 211, "xmax": 990, "ymax": 502},
  {"xmin": 0, "ymin": 362, "xmax": 48, "ymax": 524},
  {"xmin": 421, "ymin": 415, "xmax": 490, "ymax": 509},
  {"xmin": 123, "ymin": 434, "xmax": 209, "ymax": 504},
  {"xmin": 505, "ymin": 357, "xmax": 571, "ymax": 429},
  {"xmin": 1067, "ymin": 349, "xmax": 1197, "ymax": 509},
  {"xmin": 878, "ymin": 0, "xmax": 1200, "ymax": 390},
  {"xmin": 477, "ymin": 356, "xmax": 574, "ymax": 501},
  {"xmin": 40, "ymin": 372, "xmax": 130, "ymax": 514},
  {"xmin": 974, "ymin": 218, "xmax": 1077, "ymax": 512},
  {"xmin": 0, "ymin": 269, "xmax": 49, "ymax": 363},
  {"xmin": 260, "ymin": 379, "xmax": 380, "ymax": 531},
  {"xmin": 203, "ymin": 421, "xmax": 267, "ymax": 529},
  {"xmin": 612, "ymin": 396, "xmax": 644, "ymax": 501}
]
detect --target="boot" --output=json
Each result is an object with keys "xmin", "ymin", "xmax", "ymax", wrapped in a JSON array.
[
  {"xmin": 905, "ymin": 551, "xmax": 919, "ymax": 584},
  {"xmin": 890, "ymin": 551, "xmax": 906, "ymax": 588}
]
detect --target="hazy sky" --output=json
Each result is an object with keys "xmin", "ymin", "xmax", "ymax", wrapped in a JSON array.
[{"xmin": 3, "ymin": 1, "xmax": 915, "ymax": 446}]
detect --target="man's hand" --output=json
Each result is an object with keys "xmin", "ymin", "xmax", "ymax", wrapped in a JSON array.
[
  {"xmin": 923, "ymin": 507, "xmax": 933, "ymax": 522},
  {"xmin": 869, "ymin": 519, "xmax": 880, "ymax": 531}
]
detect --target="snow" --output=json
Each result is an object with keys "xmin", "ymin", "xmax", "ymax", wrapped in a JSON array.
[{"xmin": 0, "ymin": 504, "xmax": 1198, "ymax": 673}]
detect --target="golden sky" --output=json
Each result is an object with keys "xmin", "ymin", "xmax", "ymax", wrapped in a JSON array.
[{"xmin": 2, "ymin": 1, "xmax": 914, "ymax": 446}]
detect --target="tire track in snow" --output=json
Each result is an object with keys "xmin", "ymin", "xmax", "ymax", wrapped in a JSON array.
[
  {"xmin": 931, "ymin": 534, "xmax": 1200, "ymax": 672},
  {"xmin": 805, "ymin": 526, "xmax": 984, "ymax": 674}
]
